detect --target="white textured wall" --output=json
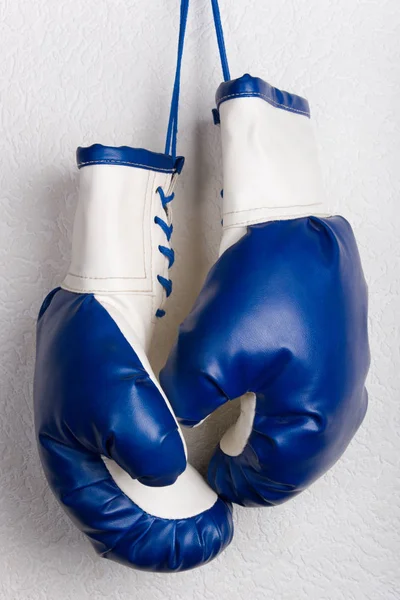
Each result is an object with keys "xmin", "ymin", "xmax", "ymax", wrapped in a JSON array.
[{"xmin": 1, "ymin": 0, "xmax": 399, "ymax": 598}]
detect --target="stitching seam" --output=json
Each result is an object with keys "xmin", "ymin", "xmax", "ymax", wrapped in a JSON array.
[
  {"xmin": 78, "ymin": 159, "xmax": 175, "ymax": 173},
  {"xmin": 142, "ymin": 170, "xmax": 151, "ymax": 284},
  {"xmin": 224, "ymin": 202, "xmax": 322, "ymax": 216},
  {"xmin": 223, "ymin": 212, "xmax": 333, "ymax": 227},
  {"xmin": 67, "ymin": 273, "xmax": 147, "ymax": 280},
  {"xmin": 62, "ymin": 283, "xmax": 155, "ymax": 295},
  {"xmin": 218, "ymin": 92, "xmax": 310, "ymax": 116}
]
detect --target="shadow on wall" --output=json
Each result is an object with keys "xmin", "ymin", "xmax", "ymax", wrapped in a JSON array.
[
  {"xmin": 0, "ymin": 166, "xmax": 95, "ymax": 562},
  {"xmin": 0, "ymin": 0, "xmax": 243, "ymax": 580},
  {"xmin": 3, "ymin": 117, "xmax": 240, "ymax": 564},
  {"xmin": 149, "ymin": 117, "xmax": 241, "ymax": 477}
]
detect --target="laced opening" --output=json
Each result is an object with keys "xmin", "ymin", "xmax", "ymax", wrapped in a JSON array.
[
  {"xmin": 155, "ymin": 0, "xmax": 231, "ymax": 316},
  {"xmin": 155, "ymin": 0, "xmax": 189, "ymax": 317},
  {"xmin": 155, "ymin": 186, "xmax": 175, "ymax": 317}
]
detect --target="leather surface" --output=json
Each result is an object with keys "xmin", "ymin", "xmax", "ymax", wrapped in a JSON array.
[
  {"xmin": 161, "ymin": 216, "xmax": 370, "ymax": 506},
  {"xmin": 218, "ymin": 75, "xmax": 327, "ymax": 227},
  {"xmin": 61, "ymin": 159, "xmax": 175, "ymax": 345},
  {"xmin": 1, "ymin": 0, "xmax": 397, "ymax": 595},
  {"xmin": 34, "ymin": 288, "xmax": 233, "ymax": 570},
  {"xmin": 216, "ymin": 73, "xmax": 310, "ymax": 116},
  {"xmin": 77, "ymin": 144, "xmax": 184, "ymax": 174}
]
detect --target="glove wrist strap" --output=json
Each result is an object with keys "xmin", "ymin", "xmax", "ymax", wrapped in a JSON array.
[{"xmin": 218, "ymin": 76, "xmax": 328, "ymax": 229}]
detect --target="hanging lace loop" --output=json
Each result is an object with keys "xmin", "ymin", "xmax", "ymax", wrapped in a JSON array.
[
  {"xmin": 165, "ymin": 0, "xmax": 190, "ymax": 160},
  {"xmin": 210, "ymin": 0, "xmax": 231, "ymax": 82},
  {"xmin": 156, "ymin": 0, "xmax": 189, "ymax": 316}
]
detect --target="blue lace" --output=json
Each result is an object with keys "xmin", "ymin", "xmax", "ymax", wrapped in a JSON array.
[
  {"xmin": 155, "ymin": 187, "xmax": 176, "ymax": 316},
  {"xmin": 156, "ymin": 0, "xmax": 189, "ymax": 317},
  {"xmin": 156, "ymin": 0, "xmax": 230, "ymax": 316},
  {"xmin": 211, "ymin": 0, "xmax": 231, "ymax": 82},
  {"xmin": 165, "ymin": 0, "xmax": 189, "ymax": 160},
  {"xmin": 210, "ymin": 1, "xmax": 230, "ymax": 204}
]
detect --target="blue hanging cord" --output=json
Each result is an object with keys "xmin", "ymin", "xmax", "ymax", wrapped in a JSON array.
[
  {"xmin": 156, "ymin": 0, "xmax": 189, "ymax": 316},
  {"xmin": 210, "ymin": 1, "xmax": 230, "ymax": 209},
  {"xmin": 165, "ymin": 0, "xmax": 190, "ymax": 159},
  {"xmin": 210, "ymin": 0, "xmax": 231, "ymax": 82}
]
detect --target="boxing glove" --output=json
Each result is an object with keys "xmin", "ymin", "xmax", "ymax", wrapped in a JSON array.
[
  {"xmin": 34, "ymin": 144, "xmax": 233, "ymax": 571},
  {"xmin": 161, "ymin": 74, "xmax": 370, "ymax": 507}
]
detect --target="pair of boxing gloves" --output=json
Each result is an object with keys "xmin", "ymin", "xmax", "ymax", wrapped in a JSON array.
[{"xmin": 34, "ymin": 74, "xmax": 370, "ymax": 572}]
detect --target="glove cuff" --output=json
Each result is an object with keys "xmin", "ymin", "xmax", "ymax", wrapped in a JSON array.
[
  {"xmin": 216, "ymin": 74, "xmax": 330, "ymax": 228},
  {"xmin": 63, "ymin": 145, "xmax": 182, "ymax": 294}
]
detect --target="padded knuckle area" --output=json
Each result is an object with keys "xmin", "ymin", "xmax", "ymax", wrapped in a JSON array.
[{"xmin": 135, "ymin": 430, "xmax": 187, "ymax": 486}]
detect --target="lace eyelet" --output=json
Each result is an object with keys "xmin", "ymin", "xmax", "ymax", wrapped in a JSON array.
[{"xmin": 154, "ymin": 187, "xmax": 176, "ymax": 317}]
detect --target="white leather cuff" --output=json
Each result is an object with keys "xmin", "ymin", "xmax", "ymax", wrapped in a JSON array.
[
  {"xmin": 219, "ymin": 92, "xmax": 328, "ymax": 228},
  {"xmin": 63, "ymin": 163, "xmax": 172, "ymax": 294}
]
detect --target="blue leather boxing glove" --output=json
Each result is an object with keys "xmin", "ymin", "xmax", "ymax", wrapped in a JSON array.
[
  {"xmin": 160, "ymin": 74, "xmax": 370, "ymax": 507},
  {"xmin": 34, "ymin": 145, "xmax": 233, "ymax": 571}
]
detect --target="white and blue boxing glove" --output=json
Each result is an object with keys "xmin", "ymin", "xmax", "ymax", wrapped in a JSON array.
[
  {"xmin": 34, "ymin": 0, "xmax": 233, "ymax": 571},
  {"xmin": 34, "ymin": 144, "xmax": 233, "ymax": 571},
  {"xmin": 160, "ymin": 74, "xmax": 370, "ymax": 507}
]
